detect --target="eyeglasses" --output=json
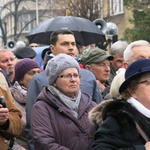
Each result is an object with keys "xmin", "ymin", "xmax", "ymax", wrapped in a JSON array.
[
  {"xmin": 58, "ymin": 73, "xmax": 81, "ymax": 79},
  {"xmin": 138, "ymin": 78, "xmax": 150, "ymax": 85}
]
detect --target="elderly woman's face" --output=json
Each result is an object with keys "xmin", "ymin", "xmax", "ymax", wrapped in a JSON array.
[
  {"xmin": 131, "ymin": 72, "xmax": 150, "ymax": 109},
  {"xmin": 20, "ymin": 68, "xmax": 40, "ymax": 88},
  {"xmin": 55, "ymin": 68, "xmax": 80, "ymax": 97}
]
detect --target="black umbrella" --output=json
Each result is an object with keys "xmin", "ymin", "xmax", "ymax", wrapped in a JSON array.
[{"xmin": 26, "ymin": 16, "xmax": 106, "ymax": 46}]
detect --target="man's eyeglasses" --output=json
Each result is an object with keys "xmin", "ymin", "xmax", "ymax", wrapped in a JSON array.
[
  {"xmin": 138, "ymin": 78, "xmax": 150, "ymax": 85},
  {"xmin": 58, "ymin": 73, "xmax": 81, "ymax": 79}
]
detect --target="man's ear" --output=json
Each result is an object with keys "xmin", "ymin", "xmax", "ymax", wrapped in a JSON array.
[
  {"xmin": 122, "ymin": 62, "xmax": 128, "ymax": 69},
  {"xmin": 85, "ymin": 65, "xmax": 91, "ymax": 71},
  {"xmin": 50, "ymin": 44, "xmax": 55, "ymax": 53}
]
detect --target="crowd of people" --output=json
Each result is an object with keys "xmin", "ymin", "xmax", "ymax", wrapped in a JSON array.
[{"xmin": 0, "ymin": 28, "xmax": 150, "ymax": 150}]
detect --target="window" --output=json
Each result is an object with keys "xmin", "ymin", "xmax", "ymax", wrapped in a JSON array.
[
  {"xmin": 18, "ymin": 13, "xmax": 36, "ymax": 32},
  {"xmin": 93, "ymin": 0, "xmax": 101, "ymax": 13},
  {"xmin": 109, "ymin": 0, "xmax": 124, "ymax": 16}
]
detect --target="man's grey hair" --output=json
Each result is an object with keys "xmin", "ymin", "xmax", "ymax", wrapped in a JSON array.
[
  {"xmin": 109, "ymin": 40, "xmax": 128, "ymax": 57},
  {"xmin": 124, "ymin": 40, "xmax": 150, "ymax": 63}
]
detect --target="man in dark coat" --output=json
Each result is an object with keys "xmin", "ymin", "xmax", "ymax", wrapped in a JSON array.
[{"xmin": 26, "ymin": 29, "xmax": 102, "ymax": 150}]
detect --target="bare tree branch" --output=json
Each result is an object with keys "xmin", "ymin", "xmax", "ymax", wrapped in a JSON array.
[
  {"xmin": 60, "ymin": 0, "xmax": 103, "ymax": 21},
  {"xmin": 0, "ymin": 0, "xmax": 54, "ymax": 45}
]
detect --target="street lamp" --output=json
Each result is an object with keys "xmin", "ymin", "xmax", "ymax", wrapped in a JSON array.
[{"xmin": 36, "ymin": 0, "xmax": 39, "ymax": 25}]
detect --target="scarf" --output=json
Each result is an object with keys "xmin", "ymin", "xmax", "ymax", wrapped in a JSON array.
[
  {"xmin": 127, "ymin": 97, "xmax": 150, "ymax": 118},
  {"xmin": 10, "ymin": 81, "xmax": 27, "ymax": 104},
  {"xmin": 10, "ymin": 81, "xmax": 27, "ymax": 124},
  {"xmin": 48, "ymin": 86, "xmax": 81, "ymax": 118}
]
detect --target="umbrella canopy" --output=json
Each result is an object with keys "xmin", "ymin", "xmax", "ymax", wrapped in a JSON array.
[{"xmin": 26, "ymin": 16, "xmax": 106, "ymax": 46}]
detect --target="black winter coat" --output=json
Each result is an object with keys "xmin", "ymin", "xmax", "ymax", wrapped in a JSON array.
[{"xmin": 91, "ymin": 100, "xmax": 150, "ymax": 150}]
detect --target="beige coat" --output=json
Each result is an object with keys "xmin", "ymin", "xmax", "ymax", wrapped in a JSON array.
[{"xmin": 0, "ymin": 72, "xmax": 23, "ymax": 150}]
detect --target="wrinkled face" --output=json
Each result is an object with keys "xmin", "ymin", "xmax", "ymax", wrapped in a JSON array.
[
  {"xmin": 111, "ymin": 54, "xmax": 124, "ymax": 71},
  {"xmin": 85, "ymin": 59, "xmax": 110, "ymax": 83},
  {"xmin": 50, "ymin": 34, "xmax": 77, "ymax": 58},
  {"xmin": 55, "ymin": 68, "xmax": 80, "ymax": 97},
  {"xmin": 0, "ymin": 51, "xmax": 16, "ymax": 74},
  {"xmin": 131, "ymin": 72, "xmax": 150, "ymax": 109},
  {"xmin": 130, "ymin": 46, "xmax": 150, "ymax": 64},
  {"xmin": 20, "ymin": 68, "xmax": 40, "ymax": 88}
]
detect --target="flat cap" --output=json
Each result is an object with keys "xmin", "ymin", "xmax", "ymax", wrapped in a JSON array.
[
  {"xmin": 15, "ymin": 47, "xmax": 36, "ymax": 59},
  {"xmin": 80, "ymin": 47, "xmax": 113, "ymax": 66}
]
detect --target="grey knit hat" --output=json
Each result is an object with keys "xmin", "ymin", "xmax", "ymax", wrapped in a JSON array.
[{"xmin": 45, "ymin": 53, "xmax": 80, "ymax": 85}]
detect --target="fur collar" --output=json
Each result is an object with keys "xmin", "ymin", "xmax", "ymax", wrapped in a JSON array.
[
  {"xmin": 89, "ymin": 100, "xmax": 150, "ymax": 133},
  {"xmin": 89, "ymin": 100, "xmax": 150, "ymax": 141},
  {"xmin": 88, "ymin": 99, "xmax": 113, "ymax": 125}
]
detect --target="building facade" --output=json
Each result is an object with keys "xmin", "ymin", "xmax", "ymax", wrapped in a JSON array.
[
  {"xmin": 0, "ymin": 0, "xmax": 65, "ymax": 48},
  {"xmin": 103, "ymin": 0, "xmax": 133, "ymax": 40},
  {"xmin": 0, "ymin": 0, "xmax": 132, "ymax": 49}
]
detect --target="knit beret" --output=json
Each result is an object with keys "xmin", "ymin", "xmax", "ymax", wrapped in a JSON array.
[
  {"xmin": 45, "ymin": 54, "xmax": 80, "ymax": 85},
  {"xmin": 15, "ymin": 47, "xmax": 36, "ymax": 59},
  {"xmin": 80, "ymin": 47, "xmax": 113, "ymax": 66},
  {"xmin": 15, "ymin": 58, "xmax": 40, "ymax": 82}
]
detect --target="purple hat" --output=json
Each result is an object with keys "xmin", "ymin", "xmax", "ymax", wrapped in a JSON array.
[
  {"xmin": 15, "ymin": 58, "xmax": 40, "ymax": 81},
  {"xmin": 119, "ymin": 58, "xmax": 150, "ymax": 93}
]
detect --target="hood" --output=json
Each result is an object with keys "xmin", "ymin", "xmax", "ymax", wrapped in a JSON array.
[
  {"xmin": 37, "ymin": 86, "xmax": 94, "ymax": 113},
  {"xmin": 89, "ymin": 99, "xmax": 150, "ymax": 127},
  {"xmin": 89, "ymin": 99, "xmax": 150, "ymax": 141},
  {"xmin": 88, "ymin": 99, "xmax": 113, "ymax": 126},
  {"xmin": 36, "ymin": 86, "xmax": 62, "ymax": 109},
  {"xmin": 43, "ymin": 52, "xmax": 54, "ymax": 70}
]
